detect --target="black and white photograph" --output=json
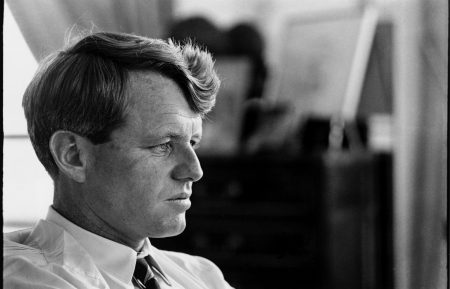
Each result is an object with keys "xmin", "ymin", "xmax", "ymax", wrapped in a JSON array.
[{"xmin": 3, "ymin": 0, "xmax": 447, "ymax": 288}]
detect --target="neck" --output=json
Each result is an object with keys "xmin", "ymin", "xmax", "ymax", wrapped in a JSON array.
[{"xmin": 53, "ymin": 181, "xmax": 145, "ymax": 251}]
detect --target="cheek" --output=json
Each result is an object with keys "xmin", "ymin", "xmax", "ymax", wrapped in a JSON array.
[
  {"xmin": 92, "ymin": 145, "xmax": 144, "ymax": 184},
  {"xmin": 89, "ymin": 146, "xmax": 176, "ymax": 203},
  {"xmin": 110, "ymin": 158, "xmax": 170, "ymax": 202}
]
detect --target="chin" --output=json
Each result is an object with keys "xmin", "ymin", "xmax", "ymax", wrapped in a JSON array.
[{"xmin": 150, "ymin": 216, "xmax": 186, "ymax": 238}]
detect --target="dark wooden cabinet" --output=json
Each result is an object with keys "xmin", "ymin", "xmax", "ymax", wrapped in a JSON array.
[{"xmin": 151, "ymin": 152, "xmax": 392, "ymax": 289}]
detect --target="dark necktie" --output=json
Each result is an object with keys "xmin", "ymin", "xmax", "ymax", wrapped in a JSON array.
[{"xmin": 133, "ymin": 257, "xmax": 161, "ymax": 289}]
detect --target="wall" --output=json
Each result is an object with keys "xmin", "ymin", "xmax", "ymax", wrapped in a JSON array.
[
  {"xmin": 172, "ymin": 0, "xmax": 395, "ymax": 79},
  {"xmin": 393, "ymin": 0, "xmax": 447, "ymax": 288}
]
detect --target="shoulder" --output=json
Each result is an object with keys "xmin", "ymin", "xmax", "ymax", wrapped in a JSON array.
[
  {"xmin": 3, "ymin": 226, "xmax": 107, "ymax": 289},
  {"xmin": 4, "ymin": 230, "xmax": 49, "ymax": 266},
  {"xmin": 154, "ymin": 248, "xmax": 234, "ymax": 289},
  {"xmin": 3, "ymin": 224, "xmax": 63, "ymax": 266},
  {"xmin": 3, "ymin": 239, "xmax": 74, "ymax": 289}
]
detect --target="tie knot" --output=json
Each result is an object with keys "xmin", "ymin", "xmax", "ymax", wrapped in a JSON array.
[{"xmin": 134, "ymin": 257, "xmax": 160, "ymax": 289}]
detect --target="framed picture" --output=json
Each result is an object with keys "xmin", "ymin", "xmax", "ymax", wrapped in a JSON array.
[
  {"xmin": 197, "ymin": 57, "xmax": 252, "ymax": 155},
  {"xmin": 268, "ymin": 6, "xmax": 378, "ymax": 122}
]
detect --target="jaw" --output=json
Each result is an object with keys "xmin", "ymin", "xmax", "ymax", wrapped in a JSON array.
[{"xmin": 146, "ymin": 213, "xmax": 187, "ymax": 239}]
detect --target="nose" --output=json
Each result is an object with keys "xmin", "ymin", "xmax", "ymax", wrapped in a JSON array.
[{"xmin": 171, "ymin": 145, "xmax": 203, "ymax": 182}]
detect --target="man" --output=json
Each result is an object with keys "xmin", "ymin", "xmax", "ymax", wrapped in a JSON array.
[{"xmin": 3, "ymin": 32, "xmax": 233, "ymax": 289}]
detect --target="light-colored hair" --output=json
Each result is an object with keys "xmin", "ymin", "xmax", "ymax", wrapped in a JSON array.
[{"xmin": 23, "ymin": 32, "xmax": 220, "ymax": 178}]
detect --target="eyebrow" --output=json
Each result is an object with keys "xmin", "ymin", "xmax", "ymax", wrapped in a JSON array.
[
  {"xmin": 143, "ymin": 129, "xmax": 202, "ymax": 143},
  {"xmin": 167, "ymin": 131, "xmax": 202, "ymax": 140}
]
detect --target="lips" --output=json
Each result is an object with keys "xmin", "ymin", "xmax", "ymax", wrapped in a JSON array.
[
  {"xmin": 167, "ymin": 192, "xmax": 191, "ymax": 201},
  {"xmin": 166, "ymin": 192, "xmax": 192, "ymax": 211}
]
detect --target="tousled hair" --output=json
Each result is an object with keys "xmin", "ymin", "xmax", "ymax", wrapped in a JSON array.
[{"xmin": 22, "ymin": 32, "xmax": 220, "ymax": 178}]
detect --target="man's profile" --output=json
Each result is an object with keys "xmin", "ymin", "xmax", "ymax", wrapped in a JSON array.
[{"xmin": 3, "ymin": 32, "xmax": 234, "ymax": 289}]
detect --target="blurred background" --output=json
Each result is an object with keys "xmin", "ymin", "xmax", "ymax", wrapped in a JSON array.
[{"xmin": 2, "ymin": 0, "xmax": 447, "ymax": 288}]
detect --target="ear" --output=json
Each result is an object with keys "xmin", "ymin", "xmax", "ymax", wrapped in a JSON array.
[{"xmin": 49, "ymin": 131, "xmax": 93, "ymax": 183}]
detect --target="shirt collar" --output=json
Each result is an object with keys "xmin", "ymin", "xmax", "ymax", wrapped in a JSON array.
[
  {"xmin": 45, "ymin": 206, "xmax": 169, "ymax": 286},
  {"xmin": 141, "ymin": 239, "xmax": 172, "ymax": 286}
]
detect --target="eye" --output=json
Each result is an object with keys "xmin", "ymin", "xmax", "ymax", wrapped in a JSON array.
[
  {"xmin": 190, "ymin": 140, "xmax": 200, "ymax": 150},
  {"xmin": 149, "ymin": 142, "xmax": 173, "ymax": 155}
]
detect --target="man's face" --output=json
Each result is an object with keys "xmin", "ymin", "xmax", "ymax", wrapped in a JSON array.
[{"xmin": 84, "ymin": 71, "xmax": 203, "ymax": 243}]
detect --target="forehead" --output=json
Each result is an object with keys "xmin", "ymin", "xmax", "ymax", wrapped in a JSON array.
[
  {"xmin": 127, "ymin": 71, "xmax": 184, "ymax": 110},
  {"xmin": 122, "ymin": 71, "xmax": 201, "ymax": 135}
]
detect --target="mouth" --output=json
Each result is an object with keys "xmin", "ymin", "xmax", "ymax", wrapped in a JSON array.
[
  {"xmin": 167, "ymin": 192, "xmax": 191, "ymax": 201},
  {"xmin": 165, "ymin": 193, "xmax": 192, "ymax": 211}
]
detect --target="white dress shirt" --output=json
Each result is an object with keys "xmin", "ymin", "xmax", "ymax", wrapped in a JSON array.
[{"xmin": 3, "ymin": 207, "xmax": 234, "ymax": 289}]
